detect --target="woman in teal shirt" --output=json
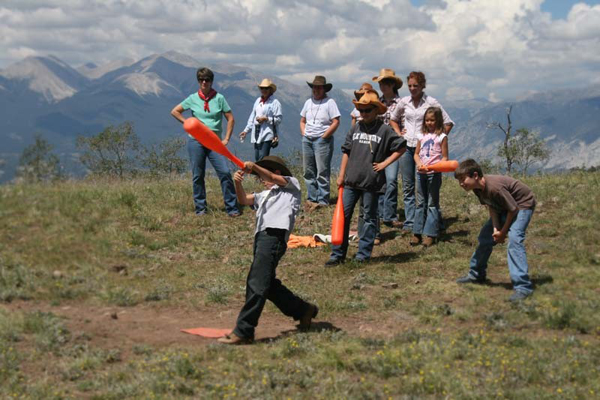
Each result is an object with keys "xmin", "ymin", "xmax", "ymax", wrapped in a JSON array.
[{"xmin": 171, "ymin": 67, "xmax": 240, "ymax": 217}]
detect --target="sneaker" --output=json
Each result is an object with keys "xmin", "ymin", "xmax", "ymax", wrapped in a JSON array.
[
  {"xmin": 508, "ymin": 291, "xmax": 531, "ymax": 302},
  {"xmin": 352, "ymin": 257, "xmax": 369, "ymax": 264},
  {"xmin": 324, "ymin": 258, "xmax": 344, "ymax": 267},
  {"xmin": 298, "ymin": 303, "xmax": 319, "ymax": 330},
  {"xmin": 410, "ymin": 234, "xmax": 421, "ymax": 246},
  {"xmin": 196, "ymin": 210, "xmax": 207, "ymax": 216},
  {"xmin": 456, "ymin": 275, "xmax": 486, "ymax": 284},
  {"xmin": 422, "ymin": 236, "xmax": 435, "ymax": 247},
  {"xmin": 228, "ymin": 212, "xmax": 241, "ymax": 218},
  {"xmin": 217, "ymin": 333, "xmax": 253, "ymax": 345}
]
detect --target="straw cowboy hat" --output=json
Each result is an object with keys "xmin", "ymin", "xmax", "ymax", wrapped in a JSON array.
[
  {"xmin": 258, "ymin": 78, "xmax": 277, "ymax": 93},
  {"xmin": 354, "ymin": 82, "xmax": 375, "ymax": 100},
  {"xmin": 352, "ymin": 89, "xmax": 387, "ymax": 115},
  {"xmin": 372, "ymin": 68, "xmax": 403, "ymax": 90},
  {"xmin": 306, "ymin": 75, "xmax": 333, "ymax": 92},
  {"xmin": 254, "ymin": 155, "xmax": 292, "ymax": 177}
]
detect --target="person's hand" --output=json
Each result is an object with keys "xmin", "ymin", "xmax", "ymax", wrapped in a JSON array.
[
  {"xmin": 233, "ymin": 170, "xmax": 245, "ymax": 182},
  {"xmin": 239, "ymin": 131, "xmax": 247, "ymax": 140},
  {"xmin": 243, "ymin": 161, "xmax": 255, "ymax": 174},
  {"xmin": 417, "ymin": 163, "xmax": 427, "ymax": 172},
  {"xmin": 221, "ymin": 138, "xmax": 229, "ymax": 146},
  {"xmin": 373, "ymin": 162, "xmax": 385, "ymax": 172},
  {"xmin": 256, "ymin": 116, "xmax": 268, "ymax": 123},
  {"xmin": 492, "ymin": 228, "xmax": 506, "ymax": 243},
  {"xmin": 336, "ymin": 175, "xmax": 344, "ymax": 188},
  {"xmin": 272, "ymin": 136, "xmax": 279, "ymax": 144},
  {"xmin": 401, "ymin": 127, "xmax": 407, "ymax": 136}
]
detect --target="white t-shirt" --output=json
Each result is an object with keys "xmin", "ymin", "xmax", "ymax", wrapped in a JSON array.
[{"xmin": 300, "ymin": 97, "xmax": 341, "ymax": 138}]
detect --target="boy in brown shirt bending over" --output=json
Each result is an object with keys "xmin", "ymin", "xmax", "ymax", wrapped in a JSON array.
[{"xmin": 454, "ymin": 159, "xmax": 536, "ymax": 302}]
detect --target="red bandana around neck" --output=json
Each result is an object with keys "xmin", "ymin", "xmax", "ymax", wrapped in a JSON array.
[
  {"xmin": 260, "ymin": 94, "xmax": 271, "ymax": 105},
  {"xmin": 198, "ymin": 89, "xmax": 217, "ymax": 112}
]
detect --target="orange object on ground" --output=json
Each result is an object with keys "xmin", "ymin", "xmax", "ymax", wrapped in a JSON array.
[
  {"xmin": 331, "ymin": 187, "xmax": 345, "ymax": 245},
  {"xmin": 183, "ymin": 117, "xmax": 245, "ymax": 169},
  {"xmin": 287, "ymin": 234, "xmax": 327, "ymax": 249},
  {"xmin": 181, "ymin": 327, "xmax": 232, "ymax": 338},
  {"xmin": 419, "ymin": 160, "xmax": 459, "ymax": 173}
]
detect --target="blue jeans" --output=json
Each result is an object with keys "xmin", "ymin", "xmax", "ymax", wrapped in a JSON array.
[
  {"xmin": 302, "ymin": 136, "xmax": 334, "ymax": 205},
  {"xmin": 233, "ymin": 229, "xmax": 310, "ymax": 339},
  {"xmin": 254, "ymin": 141, "xmax": 272, "ymax": 161},
  {"xmin": 399, "ymin": 146, "xmax": 416, "ymax": 230},
  {"xmin": 187, "ymin": 137, "xmax": 239, "ymax": 215},
  {"xmin": 468, "ymin": 209, "xmax": 534, "ymax": 294},
  {"xmin": 378, "ymin": 159, "xmax": 399, "ymax": 222},
  {"xmin": 413, "ymin": 172, "xmax": 442, "ymax": 237},
  {"xmin": 330, "ymin": 188, "xmax": 379, "ymax": 261}
]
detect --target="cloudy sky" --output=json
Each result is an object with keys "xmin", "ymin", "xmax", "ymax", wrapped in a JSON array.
[{"xmin": 1, "ymin": 0, "xmax": 599, "ymax": 102}]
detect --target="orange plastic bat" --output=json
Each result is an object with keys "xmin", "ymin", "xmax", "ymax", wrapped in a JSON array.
[
  {"xmin": 331, "ymin": 186, "xmax": 345, "ymax": 245},
  {"xmin": 183, "ymin": 117, "xmax": 245, "ymax": 169},
  {"xmin": 419, "ymin": 160, "xmax": 459, "ymax": 173}
]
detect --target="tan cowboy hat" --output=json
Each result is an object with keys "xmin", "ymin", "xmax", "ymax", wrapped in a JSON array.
[
  {"xmin": 254, "ymin": 155, "xmax": 292, "ymax": 177},
  {"xmin": 354, "ymin": 82, "xmax": 375, "ymax": 100},
  {"xmin": 372, "ymin": 68, "xmax": 403, "ymax": 90},
  {"xmin": 306, "ymin": 75, "xmax": 333, "ymax": 92},
  {"xmin": 352, "ymin": 89, "xmax": 387, "ymax": 115},
  {"xmin": 258, "ymin": 78, "xmax": 277, "ymax": 93}
]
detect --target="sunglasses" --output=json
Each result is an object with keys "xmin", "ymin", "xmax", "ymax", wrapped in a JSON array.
[
  {"xmin": 199, "ymin": 78, "xmax": 213, "ymax": 82},
  {"xmin": 358, "ymin": 107, "xmax": 376, "ymax": 114}
]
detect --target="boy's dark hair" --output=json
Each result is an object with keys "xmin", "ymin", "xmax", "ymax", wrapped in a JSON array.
[
  {"xmin": 196, "ymin": 67, "xmax": 214, "ymax": 83},
  {"xmin": 454, "ymin": 159, "xmax": 483, "ymax": 180}
]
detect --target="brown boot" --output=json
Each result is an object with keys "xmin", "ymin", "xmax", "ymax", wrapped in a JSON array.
[
  {"xmin": 422, "ymin": 236, "xmax": 435, "ymax": 247},
  {"xmin": 298, "ymin": 303, "xmax": 319, "ymax": 330},
  {"xmin": 410, "ymin": 234, "xmax": 421, "ymax": 246},
  {"xmin": 217, "ymin": 333, "xmax": 253, "ymax": 345}
]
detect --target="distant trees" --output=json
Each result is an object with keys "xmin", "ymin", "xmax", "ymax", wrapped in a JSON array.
[
  {"xmin": 77, "ymin": 122, "xmax": 141, "ymax": 178},
  {"xmin": 140, "ymin": 136, "xmax": 187, "ymax": 176},
  {"xmin": 77, "ymin": 122, "xmax": 186, "ymax": 178},
  {"xmin": 17, "ymin": 134, "xmax": 62, "ymax": 182},
  {"xmin": 488, "ymin": 105, "xmax": 551, "ymax": 175}
]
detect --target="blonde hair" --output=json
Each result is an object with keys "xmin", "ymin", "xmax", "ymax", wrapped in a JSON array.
[{"xmin": 422, "ymin": 107, "xmax": 444, "ymax": 134}]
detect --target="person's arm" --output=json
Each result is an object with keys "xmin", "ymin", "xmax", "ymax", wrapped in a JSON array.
[
  {"xmin": 300, "ymin": 116, "xmax": 307, "ymax": 136},
  {"xmin": 351, "ymin": 115, "xmax": 357, "ymax": 128},
  {"xmin": 245, "ymin": 161, "xmax": 288, "ymax": 187},
  {"xmin": 223, "ymin": 111, "xmax": 234, "ymax": 145},
  {"xmin": 240, "ymin": 103, "xmax": 257, "ymax": 141},
  {"xmin": 441, "ymin": 136, "xmax": 448, "ymax": 161},
  {"xmin": 414, "ymin": 141, "xmax": 423, "ymax": 170},
  {"xmin": 171, "ymin": 104, "xmax": 186, "ymax": 124},
  {"xmin": 337, "ymin": 153, "xmax": 349, "ymax": 187},
  {"xmin": 493, "ymin": 209, "xmax": 515, "ymax": 244},
  {"xmin": 373, "ymin": 149, "xmax": 404, "ymax": 172},
  {"xmin": 321, "ymin": 117, "xmax": 340, "ymax": 139},
  {"xmin": 389, "ymin": 119, "xmax": 402, "ymax": 136},
  {"xmin": 444, "ymin": 123, "xmax": 453, "ymax": 135},
  {"xmin": 233, "ymin": 170, "xmax": 255, "ymax": 206}
]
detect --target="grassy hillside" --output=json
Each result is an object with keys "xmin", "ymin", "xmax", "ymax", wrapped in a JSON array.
[{"xmin": 1, "ymin": 170, "xmax": 599, "ymax": 398}]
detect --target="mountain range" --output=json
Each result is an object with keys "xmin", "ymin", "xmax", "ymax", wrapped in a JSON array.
[{"xmin": 1, "ymin": 51, "xmax": 599, "ymax": 182}]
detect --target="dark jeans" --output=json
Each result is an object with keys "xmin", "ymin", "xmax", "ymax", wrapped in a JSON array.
[
  {"xmin": 233, "ymin": 229, "xmax": 310, "ymax": 339},
  {"xmin": 187, "ymin": 137, "xmax": 239, "ymax": 215},
  {"xmin": 254, "ymin": 141, "xmax": 272, "ymax": 161},
  {"xmin": 413, "ymin": 172, "xmax": 442, "ymax": 237},
  {"xmin": 331, "ymin": 188, "xmax": 379, "ymax": 261}
]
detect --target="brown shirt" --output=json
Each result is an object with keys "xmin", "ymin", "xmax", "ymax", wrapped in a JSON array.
[{"xmin": 474, "ymin": 175, "xmax": 536, "ymax": 213}]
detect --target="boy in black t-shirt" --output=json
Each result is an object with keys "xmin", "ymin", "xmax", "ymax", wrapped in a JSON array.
[{"xmin": 325, "ymin": 90, "xmax": 406, "ymax": 265}]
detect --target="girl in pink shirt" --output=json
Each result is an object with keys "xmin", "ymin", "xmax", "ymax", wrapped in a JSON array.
[{"xmin": 411, "ymin": 107, "xmax": 448, "ymax": 246}]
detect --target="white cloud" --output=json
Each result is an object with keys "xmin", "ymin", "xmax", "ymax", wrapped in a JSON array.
[{"xmin": 0, "ymin": 0, "xmax": 598, "ymax": 102}]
